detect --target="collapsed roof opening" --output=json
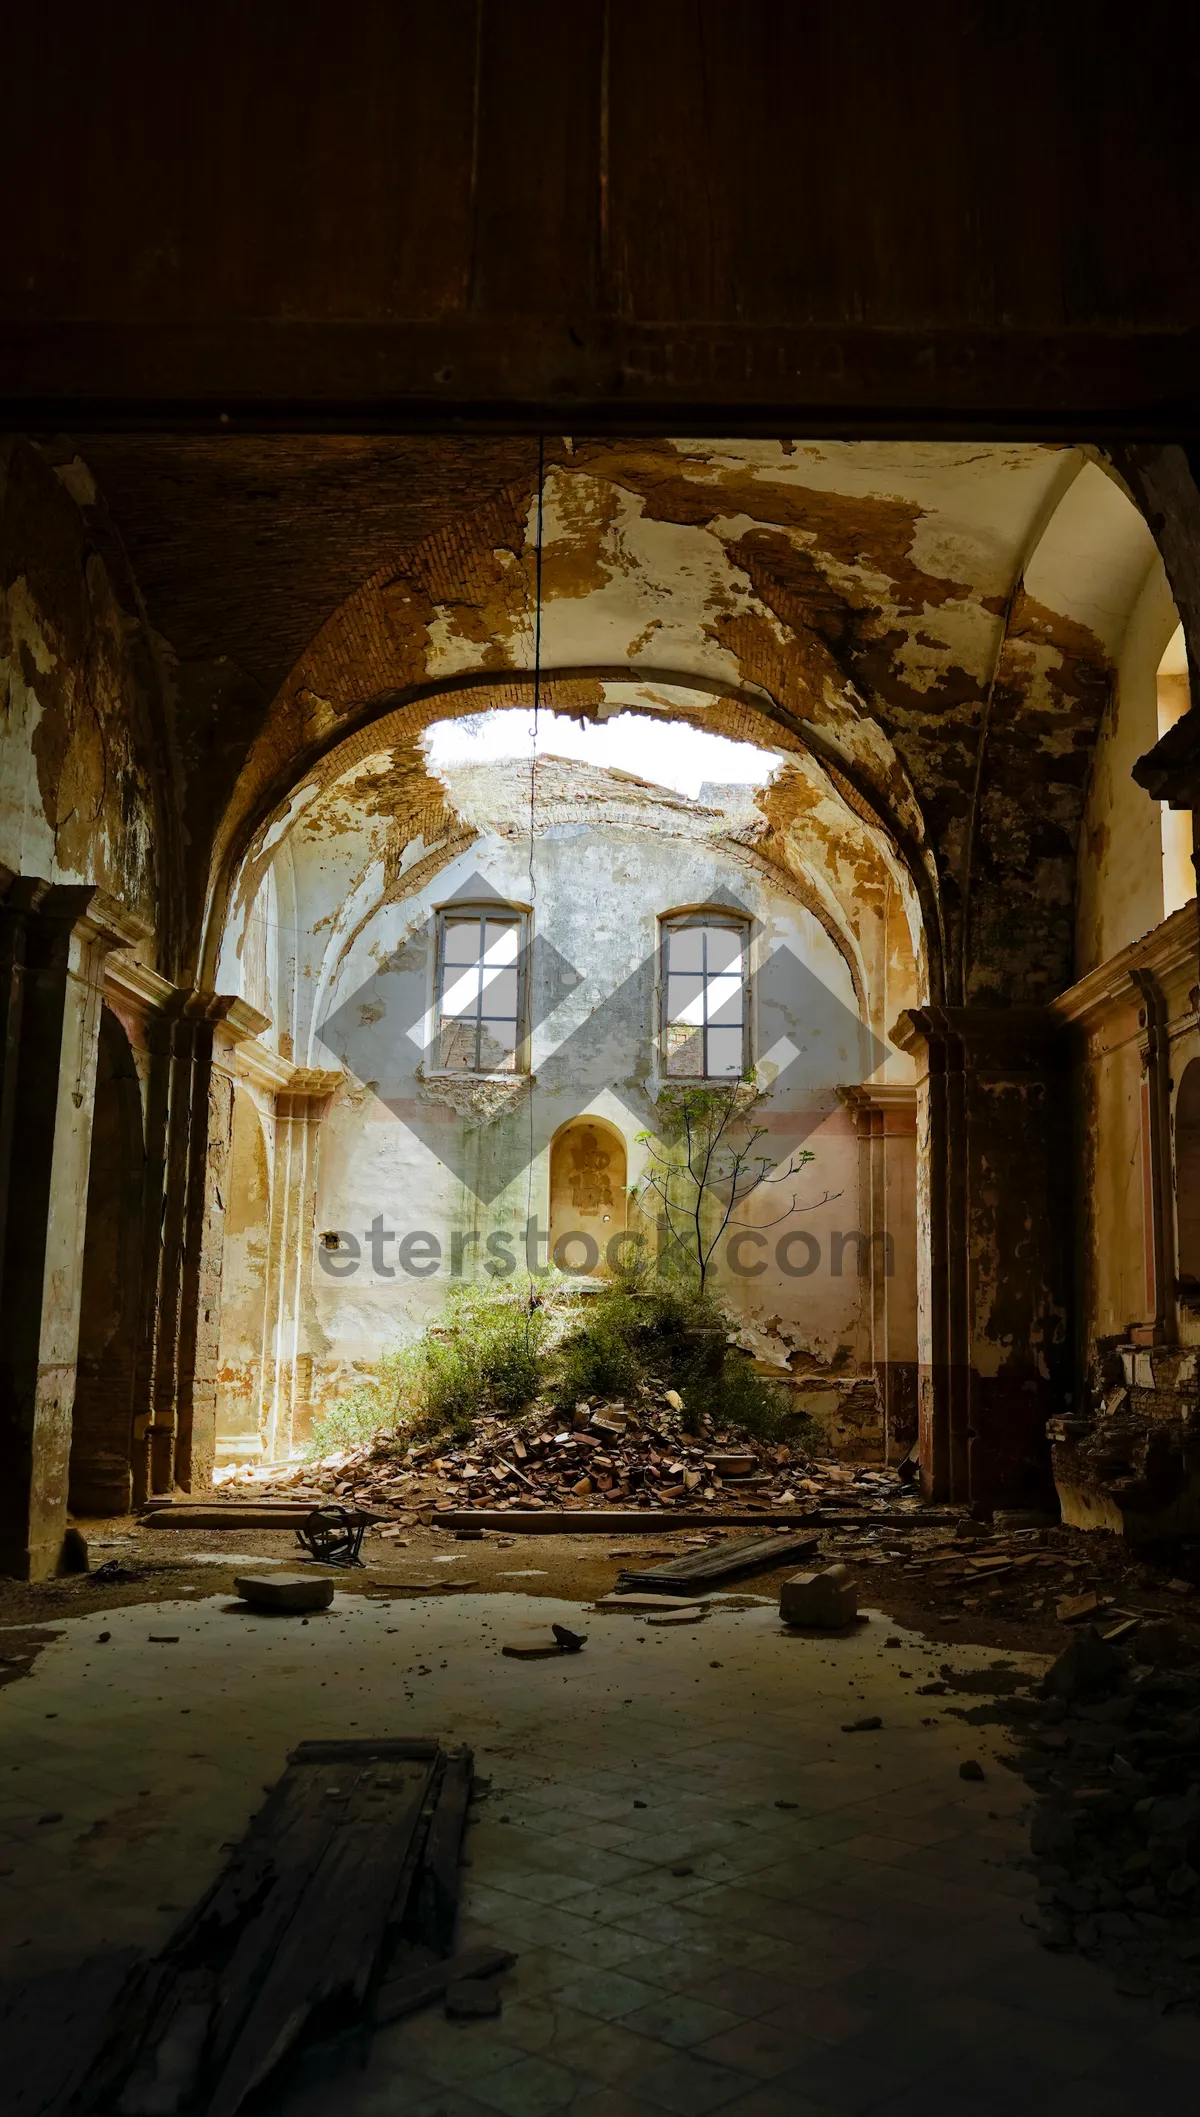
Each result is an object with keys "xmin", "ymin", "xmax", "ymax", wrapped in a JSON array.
[{"xmin": 422, "ymin": 707, "xmax": 785, "ymax": 803}]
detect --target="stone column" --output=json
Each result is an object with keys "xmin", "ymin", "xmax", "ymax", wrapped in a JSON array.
[
  {"xmin": 259, "ymin": 1071, "xmax": 342, "ymax": 1460},
  {"xmin": 840, "ymin": 1084, "xmax": 918, "ymax": 1462},
  {"xmin": 146, "ymin": 997, "xmax": 269, "ymax": 1496},
  {"xmin": 893, "ymin": 1006, "xmax": 1069, "ymax": 1508},
  {"xmin": 0, "ymin": 880, "xmax": 149, "ymax": 1578}
]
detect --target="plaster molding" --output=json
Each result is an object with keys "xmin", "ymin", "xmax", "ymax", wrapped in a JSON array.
[
  {"xmin": 104, "ymin": 953, "xmax": 179, "ymax": 1018},
  {"xmin": 1052, "ymin": 901, "xmax": 1199, "ymax": 1031}
]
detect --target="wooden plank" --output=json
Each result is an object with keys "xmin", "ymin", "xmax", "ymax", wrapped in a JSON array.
[
  {"xmin": 374, "ymin": 1944, "xmax": 516, "ymax": 2027},
  {"xmin": 206, "ymin": 1751, "xmax": 435, "ymax": 2117},
  {"xmin": 617, "ymin": 1531, "xmax": 822, "ymax": 1595},
  {"xmin": 137, "ymin": 1505, "xmax": 383, "ymax": 1529},
  {"xmin": 415, "ymin": 1747, "xmax": 474, "ymax": 1956},
  {"xmin": 427, "ymin": 1509, "xmax": 825, "ymax": 1533}
]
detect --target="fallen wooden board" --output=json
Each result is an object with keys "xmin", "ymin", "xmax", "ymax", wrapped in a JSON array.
[
  {"xmin": 617, "ymin": 1530, "xmax": 822, "ymax": 1594},
  {"xmin": 425, "ymin": 1508, "xmax": 825, "ymax": 1532},
  {"xmin": 137, "ymin": 1505, "xmax": 385, "ymax": 1531},
  {"xmin": 54, "ymin": 1737, "xmax": 469, "ymax": 2117}
]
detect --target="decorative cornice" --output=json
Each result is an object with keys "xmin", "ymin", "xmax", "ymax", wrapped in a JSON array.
[
  {"xmin": 104, "ymin": 953, "xmax": 178, "ymax": 1017},
  {"xmin": 838, "ymin": 1083, "xmax": 917, "ymax": 1113},
  {"xmin": 1052, "ymin": 900, "xmax": 1198, "ymax": 1030}
]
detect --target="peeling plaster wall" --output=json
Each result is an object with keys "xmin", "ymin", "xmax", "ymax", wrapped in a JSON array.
[
  {"xmin": 0, "ymin": 440, "xmax": 162, "ymax": 937},
  {"xmin": 1076, "ymin": 554, "xmax": 1179, "ymax": 977}
]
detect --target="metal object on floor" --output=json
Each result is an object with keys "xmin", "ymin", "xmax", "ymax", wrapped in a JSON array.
[{"xmin": 295, "ymin": 1503, "xmax": 367, "ymax": 1568}]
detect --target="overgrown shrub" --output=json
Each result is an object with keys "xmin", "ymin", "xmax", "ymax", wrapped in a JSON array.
[
  {"xmin": 551, "ymin": 1268, "xmax": 817, "ymax": 1451},
  {"xmin": 307, "ymin": 1283, "xmax": 551, "ymax": 1456}
]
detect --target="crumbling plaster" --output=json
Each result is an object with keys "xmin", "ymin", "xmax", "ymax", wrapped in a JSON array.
[
  {"xmin": 201, "ymin": 442, "xmax": 1158, "ymax": 1027},
  {"xmin": 0, "ymin": 440, "xmax": 165, "ymax": 945}
]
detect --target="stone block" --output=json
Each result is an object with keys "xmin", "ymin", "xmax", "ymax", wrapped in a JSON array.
[
  {"xmin": 780, "ymin": 1563, "xmax": 857, "ymax": 1628},
  {"xmin": 233, "ymin": 1572, "xmax": 335, "ymax": 1613}
]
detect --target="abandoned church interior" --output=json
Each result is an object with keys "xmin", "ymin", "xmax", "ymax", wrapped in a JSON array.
[{"xmin": 5, "ymin": 9, "xmax": 1200, "ymax": 2112}]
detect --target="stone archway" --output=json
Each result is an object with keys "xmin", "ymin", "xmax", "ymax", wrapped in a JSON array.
[
  {"xmin": 549, "ymin": 1118, "xmax": 628, "ymax": 1278},
  {"xmin": 70, "ymin": 1006, "xmax": 146, "ymax": 1517}
]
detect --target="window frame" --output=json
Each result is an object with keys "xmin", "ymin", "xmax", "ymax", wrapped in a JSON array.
[
  {"xmin": 431, "ymin": 903, "xmax": 530, "ymax": 1077},
  {"xmin": 659, "ymin": 910, "xmax": 752, "ymax": 1081}
]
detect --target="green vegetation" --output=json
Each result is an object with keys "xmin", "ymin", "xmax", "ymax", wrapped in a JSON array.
[
  {"xmin": 553, "ymin": 1270, "xmax": 812, "ymax": 1445},
  {"xmin": 633, "ymin": 1079, "xmax": 817, "ymax": 1295},
  {"xmin": 307, "ymin": 1282, "xmax": 554, "ymax": 1458}
]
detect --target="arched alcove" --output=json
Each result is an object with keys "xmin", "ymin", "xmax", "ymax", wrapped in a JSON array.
[
  {"xmin": 70, "ymin": 1008, "xmax": 145, "ymax": 1517},
  {"xmin": 549, "ymin": 1119, "xmax": 628, "ymax": 1277},
  {"xmin": 1176, "ymin": 1058, "xmax": 1200, "ymax": 1293}
]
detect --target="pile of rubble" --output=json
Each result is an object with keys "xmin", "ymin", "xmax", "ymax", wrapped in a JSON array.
[
  {"xmin": 243, "ymin": 1387, "xmax": 876, "ymax": 1516},
  {"xmin": 973, "ymin": 1628, "xmax": 1200, "ymax": 2009}
]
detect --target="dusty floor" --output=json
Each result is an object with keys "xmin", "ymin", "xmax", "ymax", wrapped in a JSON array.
[
  {"xmin": 3, "ymin": 1557, "xmax": 1200, "ymax": 2112},
  {"xmin": 4, "ymin": 1510, "xmax": 1197, "ymax": 1668}
]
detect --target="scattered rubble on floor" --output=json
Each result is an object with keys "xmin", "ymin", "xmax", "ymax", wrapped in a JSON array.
[{"xmin": 949, "ymin": 1630, "xmax": 1200, "ymax": 2010}]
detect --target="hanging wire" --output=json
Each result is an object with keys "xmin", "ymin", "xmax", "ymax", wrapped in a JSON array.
[{"xmin": 524, "ymin": 438, "xmax": 545, "ymax": 1330}]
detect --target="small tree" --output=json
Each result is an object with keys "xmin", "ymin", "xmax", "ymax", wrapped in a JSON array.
[{"xmin": 633, "ymin": 1079, "xmax": 833, "ymax": 1295}]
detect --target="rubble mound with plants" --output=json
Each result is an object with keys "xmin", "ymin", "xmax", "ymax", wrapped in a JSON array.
[{"xmin": 255, "ymin": 1275, "xmax": 825, "ymax": 1514}]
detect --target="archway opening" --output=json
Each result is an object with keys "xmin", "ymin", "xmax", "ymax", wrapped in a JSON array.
[{"xmin": 70, "ymin": 1008, "xmax": 145, "ymax": 1518}]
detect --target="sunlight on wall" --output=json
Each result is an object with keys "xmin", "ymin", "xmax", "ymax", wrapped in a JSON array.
[{"xmin": 1158, "ymin": 624, "xmax": 1196, "ymax": 918}]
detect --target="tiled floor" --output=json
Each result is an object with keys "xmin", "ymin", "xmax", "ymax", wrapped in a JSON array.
[{"xmin": 1, "ymin": 1583, "xmax": 1198, "ymax": 2113}]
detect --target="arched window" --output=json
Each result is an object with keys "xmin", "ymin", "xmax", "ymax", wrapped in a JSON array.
[{"xmin": 660, "ymin": 912, "xmax": 750, "ymax": 1078}]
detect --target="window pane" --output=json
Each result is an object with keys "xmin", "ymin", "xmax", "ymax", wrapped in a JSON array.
[
  {"xmin": 707, "ymin": 975, "xmax": 743, "ymax": 1026},
  {"xmin": 480, "ymin": 966, "xmax": 519, "ymax": 1018},
  {"xmin": 667, "ymin": 927, "xmax": 705, "ymax": 974},
  {"xmin": 667, "ymin": 973, "xmax": 705, "ymax": 1025},
  {"xmin": 665, "ymin": 1024, "xmax": 704, "ymax": 1076},
  {"xmin": 483, "ymin": 920, "xmax": 520, "ymax": 965},
  {"xmin": 706, "ymin": 1027, "xmax": 744, "ymax": 1076},
  {"xmin": 443, "ymin": 917, "xmax": 482, "ymax": 965},
  {"xmin": 479, "ymin": 1019, "xmax": 518, "ymax": 1069},
  {"xmin": 705, "ymin": 925, "xmax": 744, "ymax": 974},
  {"xmin": 439, "ymin": 1019, "xmax": 478, "ymax": 1070},
  {"xmin": 441, "ymin": 964, "xmax": 481, "ymax": 1017}
]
